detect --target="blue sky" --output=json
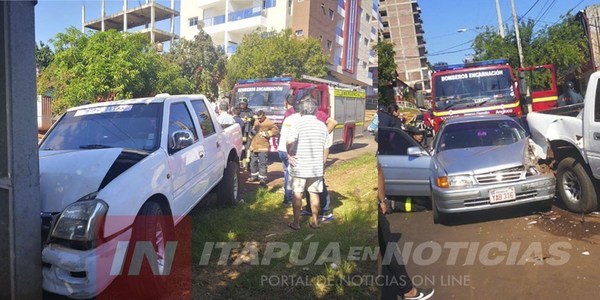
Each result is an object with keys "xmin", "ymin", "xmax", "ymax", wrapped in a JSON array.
[
  {"xmin": 419, "ymin": 0, "xmax": 598, "ymax": 65},
  {"xmin": 35, "ymin": 0, "xmax": 599, "ymax": 64},
  {"xmin": 35, "ymin": 0, "xmax": 179, "ymax": 47}
]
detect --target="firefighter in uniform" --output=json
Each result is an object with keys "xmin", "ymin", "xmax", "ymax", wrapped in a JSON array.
[{"xmin": 238, "ymin": 97, "xmax": 254, "ymax": 171}]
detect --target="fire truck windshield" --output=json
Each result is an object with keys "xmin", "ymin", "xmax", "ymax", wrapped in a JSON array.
[
  {"xmin": 433, "ymin": 68, "xmax": 515, "ymax": 111},
  {"xmin": 233, "ymin": 85, "xmax": 291, "ymax": 114}
]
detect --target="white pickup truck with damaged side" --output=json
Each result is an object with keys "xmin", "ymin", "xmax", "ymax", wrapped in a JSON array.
[
  {"xmin": 526, "ymin": 71, "xmax": 600, "ymax": 213},
  {"xmin": 38, "ymin": 94, "xmax": 242, "ymax": 298}
]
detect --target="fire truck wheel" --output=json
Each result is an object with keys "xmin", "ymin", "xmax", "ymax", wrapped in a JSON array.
[{"xmin": 343, "ymin": 128, "xmax": 354, "ymax": 151}]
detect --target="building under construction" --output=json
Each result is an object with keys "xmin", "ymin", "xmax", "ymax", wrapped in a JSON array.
[{"xmin": 82, "ymin": 0, "xmax": 179, "ymax": 46}]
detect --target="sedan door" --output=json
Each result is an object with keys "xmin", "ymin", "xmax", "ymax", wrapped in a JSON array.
[{"xmin": 377, "ymin": 127, "xmax": 432, "ymax": 197}]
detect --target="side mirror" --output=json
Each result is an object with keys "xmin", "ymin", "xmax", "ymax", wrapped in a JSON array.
[
  {"xmin": 408, "ymin": 146, "xmax": 429, "ymax": 157},
  {"xmin": 171, "ymin": 130, "xmax": 194, "ymax": 151}
]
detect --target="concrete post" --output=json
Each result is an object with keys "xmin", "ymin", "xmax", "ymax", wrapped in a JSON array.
[{"xmin": 0, "ymin": 1, "xmax": 42, "ymax": 299}]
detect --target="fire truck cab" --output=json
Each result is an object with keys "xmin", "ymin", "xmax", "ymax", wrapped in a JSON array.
[{"xmin": 230, "ymin": 76, "xmax": 365, "ymax": 151}]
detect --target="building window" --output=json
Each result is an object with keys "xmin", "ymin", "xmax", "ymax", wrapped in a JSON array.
[
  {"xmin": 326, "ymin": 40, "xmax": 332, "ymax": 50},
  {"xmin": 329, "ymin": 8, "xmax": 334, "ymax": 20},
  {"xmin": 189, "ymin": 17, "xmax": 198, "ymax": 27},
  {"xmin": 295, "ymin": 29, "xmax": 304, "ymax": 37},
  {"xmin": 366, "ymin": 13, "xmax": 370, "ymax": 22},
  {"xmin": 321, "ymin": 3, "xmax": 326, "ymax": 14},
  {"xmin": 319, "ymin": 35, "xmax": 323, "ymax": 41},
  {"xmin": 364, "ymin": 37, "xmax": 369, "ymax": 46}
]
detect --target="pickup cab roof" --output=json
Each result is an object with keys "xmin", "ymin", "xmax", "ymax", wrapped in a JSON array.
[{"xmin": 65, "ymin": 94, "xmax": 210, "ymax": 112}]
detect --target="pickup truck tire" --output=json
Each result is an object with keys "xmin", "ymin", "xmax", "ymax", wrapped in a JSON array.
[
  {"xmin": 217, "ymin": 160, "xmax": 239, "ymax": 204},
  {"xmin": 556, "ymin": 157, "xmax": 598, "ymax": 213},
  {"xmin": 125, "ymin": 201, "xmax": 174, "ymax": 298}
]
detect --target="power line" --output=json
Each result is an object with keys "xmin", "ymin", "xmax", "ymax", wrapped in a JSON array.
[
  {"xmin": 520, "ymin": 0, "xmax": 541, "ymax": 21},
  {"xmin": 428, "ymin": 47, "xmax": 473, "ymax": 56},
  {"xmin": 430, "ymin": 39, "xmax": 474, "ymax": 54}
]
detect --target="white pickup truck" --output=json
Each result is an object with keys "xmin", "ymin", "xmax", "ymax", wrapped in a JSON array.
[
  {"xmin": 38, "ymin": 94, "xmax": 242, "ymax": 298},
  {"xmin": 527, "ymin": 72, "xmax": 600, "ymax": 213}
]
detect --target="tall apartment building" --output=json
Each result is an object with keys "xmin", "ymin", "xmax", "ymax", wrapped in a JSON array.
[
  {"xmin": 180, "ymin": 0, "xmax": 375, "ymax": 88},
  {"xmin": 380, "ymin": 0, "xmax": 430, "ymax": 90}
]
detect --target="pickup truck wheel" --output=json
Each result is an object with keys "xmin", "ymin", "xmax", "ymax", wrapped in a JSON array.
[
  {"xmin": 217, "ymin": 160, "xmax": 239, "ymax": 204},
  {"xmin": 556, "ymin": 157, "xmax": 598, "ymax": 213},
  {"xmin": 125, "ymin": 201, "xmax": 174, "ymax": 298},
  {"xmin": 343, "ymin": 128, "xmax": 354, "ymax": 151}
]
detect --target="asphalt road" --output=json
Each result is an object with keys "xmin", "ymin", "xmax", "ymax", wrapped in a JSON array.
[{"xmin": 383, "ymin": 199, "xmax": 600, "ymax": 299}]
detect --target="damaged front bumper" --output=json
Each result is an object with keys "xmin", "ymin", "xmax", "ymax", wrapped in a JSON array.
[
  {"xmin": 42, "ymin": 228, "xmax": 132, "ymax": 299},
  {"xmin": 433, "ymin": 174, "xmax": 556, "ymax": 213}
]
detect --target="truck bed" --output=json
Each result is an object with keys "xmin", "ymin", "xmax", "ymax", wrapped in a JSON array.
[
  {"xmin": 526, "ymin": 103, "xmax": 584, "ymax": 159},
  {"xmin": 532, "ymin": 103, "xmax": 583, "ymax": 117}
]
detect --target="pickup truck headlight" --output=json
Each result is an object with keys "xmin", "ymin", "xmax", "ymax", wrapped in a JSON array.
[
  {"xmin": 50, "ymin": 199, "xmax": 108, "ymax": 242},
  {"xmin": 437, "ymin": 175, "xmax": 475, "ymax": 189}
]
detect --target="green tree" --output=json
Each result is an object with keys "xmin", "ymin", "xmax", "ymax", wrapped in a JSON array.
[
  {"xmin": 224, "ymin": 29, "xmax": 328, "ymax": 90},
  {"xmin": 472, "ymin": 14, "xmax": 587, "ymax": 83},
  {"xmin": 377, "ymin": 34, "xmax": 397, "ymax": 105},
  {"xmin": 35, "ymin": 41, "xmax": 54, "ymax": 70},
  {"xmin": 38, "ymin": 27, "xmax": 194, "ymax": 114},
  {"xmin": 165, "ymin": 26, "xmax": 227, "ymax": 101}
]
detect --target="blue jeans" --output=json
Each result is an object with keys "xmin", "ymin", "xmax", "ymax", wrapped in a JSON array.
[{"xmin": 278, "ymin": 151, "xmax": 292, "ymax": 203}]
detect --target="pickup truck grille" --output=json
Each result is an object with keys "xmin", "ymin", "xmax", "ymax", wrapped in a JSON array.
[{"xmin": 475, "ymin": 167, "xmax": 524, "ymax": 184}]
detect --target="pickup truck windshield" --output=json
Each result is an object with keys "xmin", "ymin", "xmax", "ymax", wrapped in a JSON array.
[
  {"xmin": 40, "ymin": 103, "xmax": 162, "ymax": 152},
  {"xmin": 434, "ymin": 68, "xmax": 515, "ymax": 110}
]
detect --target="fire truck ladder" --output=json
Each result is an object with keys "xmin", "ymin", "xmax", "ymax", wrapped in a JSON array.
[{"xmin": 300, "ymin": 75, "xmax": 361, "ymax": 90}]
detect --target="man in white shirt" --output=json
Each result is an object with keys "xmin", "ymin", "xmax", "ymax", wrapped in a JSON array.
[{"xmin": 216, "ymin": 101, "xmax": 235, "ymax": 126}]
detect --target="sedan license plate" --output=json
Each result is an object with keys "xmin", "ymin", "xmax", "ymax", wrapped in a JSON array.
[{"xmin": 489, "ymin": 187, "xmax": 516, "ymax": 204}]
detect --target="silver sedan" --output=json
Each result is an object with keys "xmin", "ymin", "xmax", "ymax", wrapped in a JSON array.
[{"xmin": 378, "ymin": 114, "xmax": 555, "ymax": 223}]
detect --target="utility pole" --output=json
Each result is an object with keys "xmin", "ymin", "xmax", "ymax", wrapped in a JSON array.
[
  {"xmin": 510, "ymin": 0, "xmax": 525, "ymax": 67},
  {"xmin": 495, "ymin": 0, "xmax": 505, "ymax": 37}
]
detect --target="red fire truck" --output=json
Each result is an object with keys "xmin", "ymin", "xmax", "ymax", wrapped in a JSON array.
[
  {"xmin": 430, "ymin": 59, "xmax": 557, "ymax": 131},
  {"xmin": 230, "ymin": 75, "xmax": 365, "ymax": 151}
]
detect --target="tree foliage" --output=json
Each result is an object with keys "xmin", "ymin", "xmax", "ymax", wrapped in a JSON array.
[
  {"xmin": 165, "ymin": 27, "xmax": 227, "ymax": 101},
  {"xmin": 37, "ymin": 27, "xmax": 194, "ymax": 115},
  {"xmin": 35, "ymin": 41, "xmax": 54, "ymax": 70},
  {"xmin": 472, "ymin": 14, "xmax": 588, "ymax": 83},
  {"xmin": 377, "ymin": 34, "xmax": 397, "ymax": 105},
  {"xmin": 224, "ymin": 29, "xmax": 328, "ymax": 90}
]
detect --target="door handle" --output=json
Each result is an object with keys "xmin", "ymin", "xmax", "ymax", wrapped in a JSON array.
[
  {"xmin": 594, "ymin": 132, "xmax": 600, "ymax": 140},
  {"xmin": 199, "ymin": 150, "xmax": 205, "ymax": 158}
]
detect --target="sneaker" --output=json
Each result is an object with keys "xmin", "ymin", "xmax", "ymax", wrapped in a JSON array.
[
  {"xmin": 405, "ymin": 287, "xmax": 434, "ymax": 300},
  {"xmin": 300, "ymin": 209, "xmax": 312, "ymax": 216},
  {"xmin": 319, "ymin": 213, "xmax": 334, "ymax": 222},
  {"xmin": 247, "ymin": 177, "xmax": 259, "ymax": 182}
]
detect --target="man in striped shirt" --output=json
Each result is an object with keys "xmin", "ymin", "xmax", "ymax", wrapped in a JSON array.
[{"xmin": 286, "ymin": 97, "xmax": 328, "ymax": 230}]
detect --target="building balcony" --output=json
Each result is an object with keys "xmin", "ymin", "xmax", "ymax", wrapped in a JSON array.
[
  {"xmin": 196, "ymin": 0, "xmax": 222, "ymax": 9},
  {"xmin": 336, "ymin": 34, "xmax": 344, "ymax": 46},
  {"xmin": 203, "ymin": 6, "xmax": 266, "ymax": 35}
]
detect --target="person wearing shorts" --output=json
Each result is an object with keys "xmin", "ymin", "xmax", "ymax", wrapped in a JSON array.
[{"xmin": 286, "ymin": 97, "xmax": 328, "ymax": 230}]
